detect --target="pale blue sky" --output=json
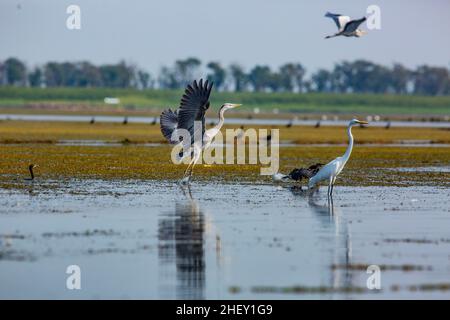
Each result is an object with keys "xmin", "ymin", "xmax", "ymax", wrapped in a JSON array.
[{"xmin": 1, "ymin": 0, "xmax": 449, "ymax": 74}]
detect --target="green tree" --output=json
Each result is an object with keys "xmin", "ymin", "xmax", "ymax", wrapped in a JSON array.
[
  {"xmin": 207, "ymin": 62, "xmax": 226, "ymax": 90},
  {"xmin": 248, "ymin": 65, "xmax": 272, "ymax": 92},
  {"xmin": 174, "ymin": 57, "xmax": 201, "ymax": 87},
  {"xmin": 99, "ymin": 61, "xmax": 135, "ymax": 88},
  {"xmin": 311, "ymin": 69, "xmax": 333, "ymax": 92},
  {"xmin": 4, "ymin": 57, "xmax": 27, "ymax": 86},
  {"xmin": 158, "ymin": 66, "xmax": 178, "ymax": 89},
  {"xmin": 138, "ymin": 70, "xmax": 151, "ymax": 89},
  {"xmin": 413, "ymin": 65, "xmax": 450, "ymax": 95},
  {"xmin": 279, "ymin": 63, "xmax": 305, "ymax": 92},
  {"xmin": 229, "ymin": 64, "xmax": 247, "ymax": 92},
  {"xmin": 28, "ymin": 67, "xmax": 43, "ymax": 87},
  {"xmin": 390, "ymin": 63, "xmax": 412, "ymax": 94}
]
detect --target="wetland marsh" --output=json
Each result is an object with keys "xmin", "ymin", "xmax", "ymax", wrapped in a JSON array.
[{"xmin": 0, "ymin": 119, "xmax": 449, "ymax": 299}]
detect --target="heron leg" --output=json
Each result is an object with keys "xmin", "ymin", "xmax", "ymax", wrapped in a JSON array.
[
  {"xmin": 183, "ymin": 158, "xmax": 195, "ymax": 179},
  {"xmin": 183, "ymin": 148, "xmax": 201, "ymax": 181},
  {"xmin": 192, "ymin": 149, "xmax": 202, "ymax": 174}
]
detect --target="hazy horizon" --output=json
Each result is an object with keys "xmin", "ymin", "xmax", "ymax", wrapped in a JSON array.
[{"xmin": 1, "ymin": 0, "xmax": 449, "ymax": 75}]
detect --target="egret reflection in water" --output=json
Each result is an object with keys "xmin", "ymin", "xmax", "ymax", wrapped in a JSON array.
[{"xmin": 287, "ymin": 185, "xmax": 354, "ymax": 292}]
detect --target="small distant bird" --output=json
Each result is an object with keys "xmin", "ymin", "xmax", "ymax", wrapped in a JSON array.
[
  {"xmin": 90, "ymin": 117, "xmax": 95, "ymax": 124},
  {"xmin": 151, "ymin": 117, "xmax": 157, "ymax": 125},
  {"xmin": 123, "ymin": 116, "xmax": 128, "ymax": 125},
  {"xmin": 247, "ymin": 114, "xmax": 253, "ymax": 120},
  {"xmin": 325, "ymin": 12, "xmax": 367, "ymax": 39},
  {"xmin": 385, "ymin": 121, "xmax": 391, "ymax": 129},
  {"xmin": 315, "ymin": 120, "xmax": 321, "ymax": 128},
  {"xmin": 286, "ymin": 117, "xmax": 297, "ymax": 128},
  {"xmin": 24, "ymin": 164, "xmax": 38, "ymax": 181}
]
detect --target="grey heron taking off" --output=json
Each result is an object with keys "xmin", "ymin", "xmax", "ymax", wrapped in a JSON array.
[
  {"xmin": 325, "ymin": 12, "xmax": 367, "ymax": 39},
  {"xmin": 160, "ymin": 79, "xmax": 241, "ymax": 184}
]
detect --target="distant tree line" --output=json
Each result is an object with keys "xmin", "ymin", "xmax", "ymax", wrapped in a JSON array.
[{"xmin": 1, "ymin": 57, "xmax": 450, "ymax": 95}]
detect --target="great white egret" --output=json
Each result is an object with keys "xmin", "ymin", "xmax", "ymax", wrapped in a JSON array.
[
  {"xmin": 160, "ymin": 79, "xmax": 241, "ymax": 183},
  {"xmin": 308, "ymin": 119, "xmax": 368, "ymax": 197},
  {"xmin": 325, "ymin": 12, "xmax": 367, "ymax": 39}
]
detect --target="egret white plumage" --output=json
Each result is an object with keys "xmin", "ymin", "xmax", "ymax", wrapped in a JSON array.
[
  {"xmin": 325, "ymin": 12, "xmax": 367, "ymax": 39},
  {"xmin": 160, "ymin": 79, "xmax": 241, "ymax": 184},
  {"xmin": 308, "ymin": 119, "xmax": 368, "ymax": 197}
]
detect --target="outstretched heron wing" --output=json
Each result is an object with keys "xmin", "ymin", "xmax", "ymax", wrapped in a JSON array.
[
  {"xmin": 343, "ymin": 17, "xmax": 366, "ymax": 33},
  {"xmin": 325, "ymin": 12, "xmax": 350, "ymax": 31},
  {"xmin": 160, "ymin": 108, "xmax": 179, "ymax": 144},
  {"xmin": 177, "ymin": 79, "xmax": 213, "ymax": 143}
]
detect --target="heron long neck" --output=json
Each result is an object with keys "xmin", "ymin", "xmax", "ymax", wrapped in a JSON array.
[
  {"xmin": 342, "ymin": 125, "xmax": 354, "ymax": 163},
  {"xmin": 215, "ymin": 107, "xmax": 226, "ymax": 131}
]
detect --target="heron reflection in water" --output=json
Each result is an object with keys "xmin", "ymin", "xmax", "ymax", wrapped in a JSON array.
[{"xmin": 158, "ymin": 185, "xmax": 222, "ymax": 299}]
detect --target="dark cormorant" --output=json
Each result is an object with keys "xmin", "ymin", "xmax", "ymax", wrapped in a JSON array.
[{"xmin": 24, "ymin": 164, "xmax": 38, "ymax": 181}]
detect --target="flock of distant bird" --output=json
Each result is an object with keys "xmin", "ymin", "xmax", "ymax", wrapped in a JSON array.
[{"xmin": 26, "ymin": 11, "xmax": 372, "ymax": 197}]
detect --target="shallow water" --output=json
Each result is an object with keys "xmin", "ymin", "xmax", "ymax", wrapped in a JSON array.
[
  {"xmin": 1, "ymin": 114, "xmax": 449, "ymax": 128},
  {"xmin": 0, "ymin": 180, "xmax": 449, "ymax": 299}
]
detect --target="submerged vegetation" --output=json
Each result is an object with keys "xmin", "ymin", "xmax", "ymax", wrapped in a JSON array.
[{"xmin": 0, "ymin": 120, "xmax": 448, "ymax": 189}]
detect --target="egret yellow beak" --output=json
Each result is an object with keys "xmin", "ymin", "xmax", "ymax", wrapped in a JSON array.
[
  {"xmin": 358, "ymin": 120, "xmax": 369, "ymax": 125},
  {"xmin": 230, "ymin": 104, "xmax": 242, "ymax": 108}
]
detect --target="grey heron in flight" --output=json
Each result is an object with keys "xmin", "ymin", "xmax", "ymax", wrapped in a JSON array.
[
  {"xmin": 325, "ymin": 12, "xmax": 367, "ymax": 39},
  {"xmin": 160, "ymin": 79, "xmax": 241, "ymax": 183}
]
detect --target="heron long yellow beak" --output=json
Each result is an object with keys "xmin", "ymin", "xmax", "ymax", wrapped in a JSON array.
[
  {"xmin": 230, "ymin": 104, "xmax": 242, "ymax": 108},
  {"xmin": 358, "ymin": 120, "xmax": 369, "ymax": 125}
]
